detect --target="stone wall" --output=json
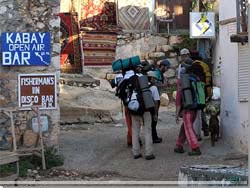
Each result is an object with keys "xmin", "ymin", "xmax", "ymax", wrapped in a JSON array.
[{"xmin": 0, "ymin": 0, "xmax": 61, "ymax": 148}]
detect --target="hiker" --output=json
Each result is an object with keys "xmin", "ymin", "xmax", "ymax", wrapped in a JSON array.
[
  {"xmin": 179, "ymin": 48, "xmax": 208, "ymax": 139},
  {"xmin": 151, "ymin": 59, "xmax": 171, "ymax": 143},
  {"xmin": 147, "ymin": 71, "xmax": 161, "ymax": 144},
  {"xmin": 190, "ymin": 53, "xmax": 211, "ymax": 137},
  {"xmin": 174, "ymin": 58, "xmax": 201, "ymax": 156},
  {"xmin": 115, "ymin": 67, "xmax": 143, "ymax": 147},
  {"xmin": 125, "ymin": 74, "xmax": 155, "ymax": 160},
  {"xmin": 154, "ymin": 60, "xmax": 170, "ymax": 93}
]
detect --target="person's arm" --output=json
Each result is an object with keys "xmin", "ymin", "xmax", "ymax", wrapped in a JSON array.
[
  {"xmin": 175, "ymin": 105, "xmax": 181, "ymax": 124},
  {"xmin": 175, "ymin": 79, "xmax": 182, "ymax": 124},
  {"xmin": 150, "ymin": 86, "xmax": 160, "ymax": 120}
]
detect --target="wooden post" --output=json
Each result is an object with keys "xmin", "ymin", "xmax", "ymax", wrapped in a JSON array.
[
  {"xmin": 1, "ymin": 108, "xmax": 20, "ymax": 177},
  {"xmin": 37, "ymin": 107, "xmax": 46, "ymax": 170},
  {"xmin": 9, "ymin": 111, "xmax": 17, "ymax": 152},
  {"xmin": 32, "ymin": 106, "xmax": 46, "ymax": 170},
  {"xmin": 10, "ymin": 110, "xmax": 20, "ymax": 175}
]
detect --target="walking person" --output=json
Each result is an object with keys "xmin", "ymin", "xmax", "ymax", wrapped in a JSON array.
[
  {"xmin": 127, "ymin": 74, "xmax": 155, "ymax": 160},
  {"xmin": 174, "ymin": 58, "xmax": 201, "ymax": 156},
  {"xmin": 179, "ymin": 48, "xmax": 208, "ymax": 139},
  {"xmin": 115, "ymin": 67, "xmax": 143, "ymax": 147}
]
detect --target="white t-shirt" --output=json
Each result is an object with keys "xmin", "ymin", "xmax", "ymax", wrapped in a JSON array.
[
  {"xmin": 150, "ymin": 85, "xmax": 160, "ymax": 101},
  {"xmin": 116, "ymin": 70, "xmax": 143, "ymax": 86}
]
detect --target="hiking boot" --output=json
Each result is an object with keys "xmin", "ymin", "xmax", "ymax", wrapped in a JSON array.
[
  {"xmin": 174, "ymin": 146, "xmax": 185, "ymax": 153},
  {"xmin": 197, "ymin": 136, "xmax": 202, "ymax": 141},
  {"xmin": 203, "ymin": 129, "xmax": 209, "ymax": 137},
  {"xmin": 133, "ymin": 154, "xmax": 142, "ymax": 159},
  {"xmin": 145, "ymin": 154, "xmax": 155, "ymax": 160},
  {"xmin": 139, "ymin": 139, "xmax": 143, "ymax": 146},
  {"xmin": 188, "ymin": 148, "xmax": 201, "ymax": 156},
  {"xmin": 153, "ymin": 137, "xmax": 162, "ymax": 144}
]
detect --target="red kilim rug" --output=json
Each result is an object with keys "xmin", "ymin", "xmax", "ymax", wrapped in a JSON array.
[
  {"xmin": 59, "ymin": 12, "xmax": 82, "ymax": 73},
  {"xmin": 82, "ymin": 31, "xmax": 117, "ymax": 66},
  {"xmin": 80, "ymin": 0, "xmax": 117, "ymax": 31}
]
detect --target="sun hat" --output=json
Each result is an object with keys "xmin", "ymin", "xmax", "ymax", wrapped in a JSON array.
[
  {"xmin": 180, "ymin": 48, "xmax": 190, "ymax": 55},
  {"xmin": 147, "ymin": 71, "xmax": 157, "ymax": 78},
  {"xmin": 159, "ymin": 59, "xmax": 171, "ymax": 68}
]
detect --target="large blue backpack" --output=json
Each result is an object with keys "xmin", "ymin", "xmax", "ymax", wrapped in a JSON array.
[{"xmin": 181, "ymin": 74, "xmax": 206, "ymax": 110}]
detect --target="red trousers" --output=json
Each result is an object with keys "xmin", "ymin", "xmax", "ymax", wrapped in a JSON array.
[
  {"xmin": 124, "ymin": 106, "xmax": 132, "ymax": 145},
  {"xmin": 176, "ymin": 110, "xmax": 199, "ymax": 150}
]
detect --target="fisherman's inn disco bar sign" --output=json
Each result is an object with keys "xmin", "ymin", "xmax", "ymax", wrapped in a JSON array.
[{"xmin": 1, "ymin": 32, "xmax": 50, "ymax": 66}]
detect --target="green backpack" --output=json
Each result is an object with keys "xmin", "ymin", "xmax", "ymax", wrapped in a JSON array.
[{"xmin": 181, "ymin": 74, "xmax": 206, "ymax": 110}]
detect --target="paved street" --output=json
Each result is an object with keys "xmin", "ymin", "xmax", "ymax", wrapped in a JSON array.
[{"xmin": 57, "ymin": 105, "xmax": 247, "ymax": 181}]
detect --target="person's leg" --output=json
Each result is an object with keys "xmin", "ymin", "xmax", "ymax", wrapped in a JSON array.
[
  {"xmin": 151, "ymin": 102, "xmax": 162, "ymax": 143},
  {"xmin": 151, "ymin": 118, "xmax": 158, "ymax": 140},
  {"xmin": 193, "ymin": 110, "xmax": 202, "ymax": 140},
  {"xmin": 182, "ymin": 110, "xmax": 200, "ymax": 150},
  {"xmin": 176, "ymin": 123, "xmax": 186, "ymax": 147},
  {"xmin": 131, "ymin": 115, "xmax": 141, "ymax": 157},
  {"xmin": 124, "ymin": 107, "xmax": 132, "ymax": 146},
  {"xmin": 174, "ymin": 122, "xmax": 186, "ymax": 153},
  {"xmin": 143, "ymin": 112, "xmax": 154, "ymax": 158}
]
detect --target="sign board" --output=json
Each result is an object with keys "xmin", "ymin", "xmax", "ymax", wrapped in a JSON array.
[
  {"xmin": 1, "ymin": 32, "xmax": 50, "ymax": 66},
  {"xmin": 190, "ymin": 12, "xmax": 215, "ymax": 38},
  {"xmin": 18, "ymin": 73, "xmax": 57, "ymax": 109},
  {"xmin": 32, "ymin": 116, "xmax": 49, "ymax": 133}
]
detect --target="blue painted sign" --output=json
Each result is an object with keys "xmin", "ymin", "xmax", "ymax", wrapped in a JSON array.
[{"xmin": 1, "ymin": 32, "xmax": 50, "ymax": 66}]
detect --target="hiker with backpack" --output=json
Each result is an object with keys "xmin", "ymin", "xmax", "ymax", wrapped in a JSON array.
[
  {"xmin": 125, "ymin": 73, "xmax": 156, "ymax": 160},
  {"xmin": 179, "ymin": 48, "xmax": 210, "ymax": 140},
  {"xmin": 114, "ymin": 67, "xmax": 143, "ymax": 147},
  {"xmin": 115, "ymin": 65, "xmax": 156, "ymax": 160},
  {"xmin": 174, "ymin": 58, "xmax": 204, "ymax": 156}
]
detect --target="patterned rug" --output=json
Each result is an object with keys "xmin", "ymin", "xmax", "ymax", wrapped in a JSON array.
[
  {"xmin": 118, "ymin": 0, "xmax": 151, "ymax": 31},
  {"xmin": 59, "ymin": 12, "xmax": 82, "ymax": 73},
  {"xmin": 81, "ymin": 31, "xmax": 117, "ymax": 66},
  {"xmin": 80, "ymin": 0, "xmax": 117, "ymax": 31}
]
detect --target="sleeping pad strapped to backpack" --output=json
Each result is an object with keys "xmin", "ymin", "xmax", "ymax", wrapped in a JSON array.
[
  {"xmin": 112, "ymin": 56, "xmax": 140, "ymax": 72},
  {"xmin": 115, "ymin": 74, "xmax": 155, "ymax": 115},
  {"xmin": 181, "ymin": 74, "xmax": 206, "ymax": 110},
  {"xmin": 192, "ymin": 60, "xmax": 212, "ymax": 100}
]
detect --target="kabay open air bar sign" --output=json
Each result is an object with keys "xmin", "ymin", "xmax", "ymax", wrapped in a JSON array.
[{"xmin": 1, "ymin": 32, "xmax": 50, "ymax": 66}]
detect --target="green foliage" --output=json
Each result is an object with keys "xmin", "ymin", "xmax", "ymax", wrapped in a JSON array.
[
  {"xmin": 165, "ymin": 85, "xmax": 177, "ymax": 94},
  {"xmin": 44, "ymin": 147, "xmax": 64, "ymax": 169},
  {"xmin": 0, "ymin": 163, "xmax": 16, "ymax": 176},
  {"xmin": 191, "ymin": 0, "xmax": 215, "ymax": 11},
  {"xmin": 29, "ymin": 147, "xmax": 64, "ymax": 169},
  {"xmin": 0, "ymin": 147, "xmax": 64, "ymax": 177},
  {"xmin": 174, "ymin": 34, "xmax": 198, "ymax": 54},
  {"xmin": 0, "ymin": 158, "xmax": 34, "ymax": 177}
]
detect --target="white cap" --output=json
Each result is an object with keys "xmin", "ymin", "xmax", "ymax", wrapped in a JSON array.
[
  {"xmin": 147, "ymin": 71, "xmax": 157, "ymax": 78},
  {"xmin": 180, "ymin": 48, "xmax": 190, "ymax": 55}
]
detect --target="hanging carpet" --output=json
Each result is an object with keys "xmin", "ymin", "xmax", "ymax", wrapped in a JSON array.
[
  {"xmin": 80, "ymin": 0, "xmax": 117, "ymax": 32},
  {"xmin": 81, "ymin": 31, "xmax": 117, "ymax": 66},
  {"xmin": 118, "ymin": 6, "xmax": 150, "ymax": 31},
  {"xmin": 59, "ymin": 12, "xmax": 82, "ymax": 73}
]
